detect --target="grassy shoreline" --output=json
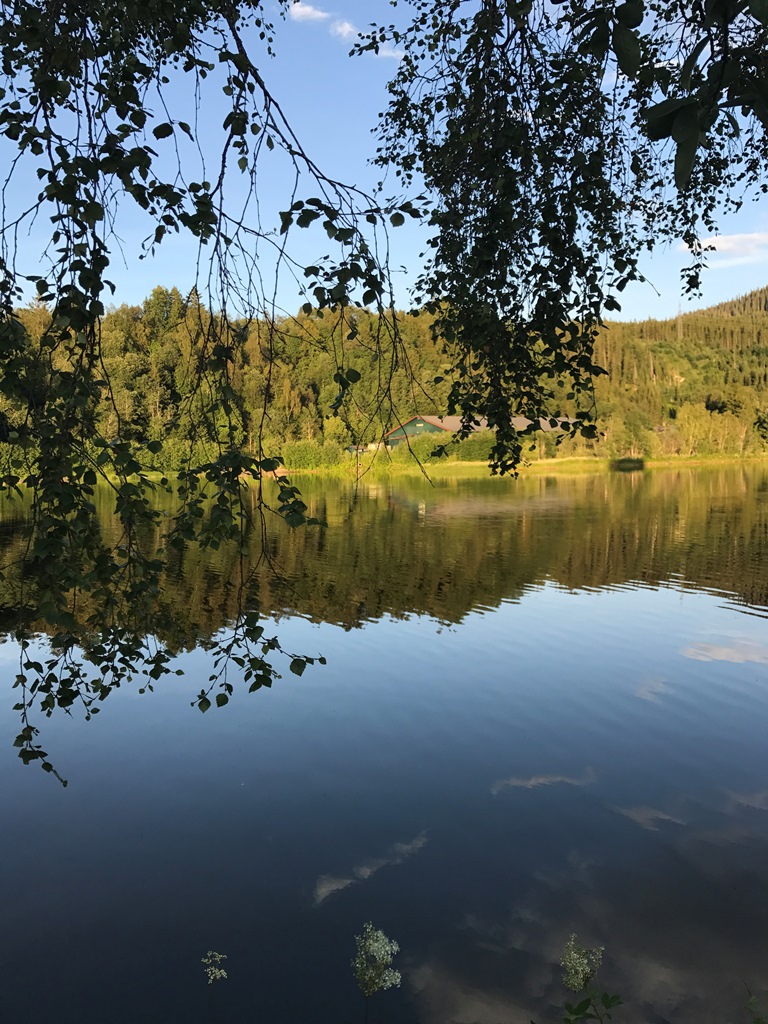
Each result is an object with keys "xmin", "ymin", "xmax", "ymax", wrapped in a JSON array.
[
  {"xmin": 68, "ymin": 453, "xmax": 768, "ymax": 490},
  {"xmin": 284, "ymin": 453, "xmax": 768, "ymax": 480}
]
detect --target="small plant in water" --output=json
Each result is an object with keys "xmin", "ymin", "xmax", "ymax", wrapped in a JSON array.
[
  {"xmin": 201, "ymin": 950, "xmax": 228, "ymax": 984},
  {"xmin": 560, "ymin": 934, "xmax": 622, "ymax": 1024},
  {"xmin": 352, "ymin": 922, "xmax": 401, "ymax": 1023},
  {"xmin": 561, "ymin": 933, "xmax": 604, "ymax": 993}
]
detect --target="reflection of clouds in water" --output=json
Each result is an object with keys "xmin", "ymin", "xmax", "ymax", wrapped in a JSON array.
[
  {"xmin": 409, "ymin": 856, "xmax": 768, "ymax": 1024},
  {"xmin": 312, "ymin": 875, "xmax": 355, "ymax": 902},
  {"xmin": 532, "ymin": 849, "xmax": 598, "ymax": 891},
  {"xmin": 724, "ymin": 789, "xmax": 768, "ymax": 812},
  {"xmin": 614, "ymin": 805, "xmax": 685, "ymax": 831},
  {"xmin": 410, "ymin": 679, "xmax": 768, "ymax": 1024},
  {"xmin": 0, "ymin": 640, "xmax": 32, "ymax": 665},
  {"xmin": 408, "ymin": 772, "xmax": 768, "ymax": 1024},
  {"xmin": 491, "ymin": 766, "xmax": 595, "ymax": 796},
  {"xmin": 313, "ymin": 832, "xmax": 427, "ymax": 905},
  {"xmin": 681, "ymin": 639, "xmax": 768, "ymax": 663},
  {"xmin": 635, "ymin": 677, "xmax": 669, "ymax": 702},
  {"xmin": 410, "ymin": 958, "xmax": 545, "ymax": 1024}
]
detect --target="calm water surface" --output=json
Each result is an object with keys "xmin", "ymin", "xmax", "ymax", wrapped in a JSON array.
[{"xmin": 2, "ymin": 466, "xmax": 768, "ymax": 1024}]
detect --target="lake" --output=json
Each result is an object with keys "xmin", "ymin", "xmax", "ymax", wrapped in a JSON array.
[{"xmin": 2, "ymin": 465, "xmax": 768, "ymax": 1024}]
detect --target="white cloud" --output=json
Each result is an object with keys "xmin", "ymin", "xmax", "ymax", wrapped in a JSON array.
[
  {"xmin": 679, "ymin": 232, "xmax": 768, "ymax": 268},
  {"xmin": 376, "ymin": 42, "xmax": 405, "ymax": 59},
  {"xmin": 289, "ymin": 1, "xmax": 330, "ymax": 21},
  {"xmin": 291, "ymin": 8, "xmax": 401, "ymax": 56},
  {"xmin": 331, "ymin": 18, "xmax": 358, "ymax": 39},
  {"xmin": 701, "ymin": 232, "xmax": 768, "ymax": 255}
]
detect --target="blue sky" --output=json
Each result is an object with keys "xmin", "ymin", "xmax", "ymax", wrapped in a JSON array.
[
  {"xmin": 4, "ymin": 0, "xmax": 768, "ymax": 320},
  {"xmin": 275, "ymin": 1, "xmax": 768, "ymax": 322}
]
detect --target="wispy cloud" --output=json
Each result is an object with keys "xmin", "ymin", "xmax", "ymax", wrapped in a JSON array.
[
  {"xmin": 289, "ymin": 1, "xmax": 330, "ymax": 21},
  {"xmin": 313, "ymin": 832, "xmax": 427, "ymax": 905},
  {"xmin": 491, "ymin": 766, "xmax": 595, "ymax": 796}
]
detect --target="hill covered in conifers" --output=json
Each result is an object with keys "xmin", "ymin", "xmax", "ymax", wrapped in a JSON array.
[
  {"xmin": 590, "ymin": 286, "xmax": 768, "ymax": 459},
  {"xmin": 6, "ymin": 284, "xmax": 768, "ymax": 469}
]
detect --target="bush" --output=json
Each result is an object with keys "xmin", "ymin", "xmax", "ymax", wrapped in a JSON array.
[
  {"xmin": 281, "ymin": 439, "xmax": 325, "ymax": 469},
  {"xmin": 388, "ymin": 432, "xmax": 449, "ymax": 463},
  {"xmin": 454, "ymin": 429, "xmax": 495, "ymax": 462},
  {"xmin": 280, "ymin": 439, "xmax": 344, "ymax": 469}
]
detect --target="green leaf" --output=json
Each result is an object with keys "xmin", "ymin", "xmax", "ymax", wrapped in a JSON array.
[
  {"xmin": 674, "ymin": 131, "xmax": 698, "ymax": 189},
  {"xmin": 671, "ymin": 103, "xmax": 699, "ymax": 144},
  {"xmin": 615, "ymin": 0, "xmax": 643, "ymax": 28},
  {"xmin": 643, "ymin": 97, "xmax": 696, "ymax": 141},
  {"xmin": 198, "ymin": 696, "xmax": 211, "ymax": 712},
  {"xmin": 215, "ymin": 692, "xmax": 229, "ymax": 707},
  {"xmin": 679, "ymin": 36, "xmax": 709, "ymax": 90},
  {"xmin": 290, "ymin": 658, "xmax": 306, "ymax": 676},
  {"xmin": 346, "ymin": 367, "xmax": 361, "ymax": 383},
  {"xmin": 602, "ymin": 994, "xmax": 623, "ymax": 1009},
  {"xmin": 153, "ymin": 122, "xmax": 174, "ymax": 139},
  {"xmin": 612, "ymin": 23, "xmax": 641, "ymax": 78},
  {"xmin": 389, "ymin": 212, "xmax": 405, "ymax": 227}
]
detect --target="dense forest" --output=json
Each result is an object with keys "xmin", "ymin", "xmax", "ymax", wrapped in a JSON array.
[{"xmin": 6, "ymin": 285, "xmax": 768, "ymax": 470}]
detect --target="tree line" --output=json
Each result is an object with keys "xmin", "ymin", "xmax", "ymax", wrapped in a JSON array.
[{"xmin": 5, "ymin": 284, "xmax": 768, "ymax": 470}]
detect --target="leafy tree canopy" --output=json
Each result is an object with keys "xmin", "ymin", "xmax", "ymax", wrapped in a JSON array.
[
  {"xmin": 0, "ymin": 0, "xmax": 766, "ymax": 771},
  {"xmin": 362, "ymin": 0, "xmax": 768, "ymax": 469}
]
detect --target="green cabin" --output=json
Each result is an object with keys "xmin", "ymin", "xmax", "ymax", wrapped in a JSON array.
[{"xmin": 384, "ymin": 415, "xmax": 469, "ymax": 447}]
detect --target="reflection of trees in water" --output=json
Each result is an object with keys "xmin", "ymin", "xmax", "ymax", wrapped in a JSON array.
[
  {"xmin": 1, "ymin": 466, "xmax": 767, "ymax": 648},
  {"xmin": 1, "ymin": 465, "xmax": 767, "ymax": 773},
  {"xmin": 172, "ymin": 466, "xmax": 768, "ymax": 632}
]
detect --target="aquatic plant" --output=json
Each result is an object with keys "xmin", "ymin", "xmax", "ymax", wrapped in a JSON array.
[
  {"xmin": 352, "ymin": 922, "xmax": 401, "ymax": 1023},
  {"xmin": 559, "ymin": 934, "xmax": 622, "ymax": 1024},
  {"xmin": 201, "ymin": 950, "xmax": 228, "ymax": 985}
]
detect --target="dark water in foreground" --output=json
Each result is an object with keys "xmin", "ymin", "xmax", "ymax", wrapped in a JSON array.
[{"xmin": 2, "ymin": 466, "xmax": 768, "ymax": 1024}]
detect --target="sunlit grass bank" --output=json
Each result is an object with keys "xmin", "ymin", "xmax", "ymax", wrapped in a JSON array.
[{"xmin": 286, "ymin": 452, "xmax": 768, "ymax": 481}]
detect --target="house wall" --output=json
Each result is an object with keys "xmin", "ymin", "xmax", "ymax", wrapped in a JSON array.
[{"xmin": 386, "ymin": 418, "xmax": 445, "ymax": 446}]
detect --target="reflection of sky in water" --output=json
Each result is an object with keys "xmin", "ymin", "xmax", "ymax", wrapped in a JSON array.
[{"xmin": 1, "ymin": 582, "xmax": 768, "ymax": 1022}]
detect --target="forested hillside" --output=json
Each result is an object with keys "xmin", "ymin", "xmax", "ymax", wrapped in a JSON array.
[
  {"xmin": 591, "ymin": 287, "xmax": 768, "ymax": 459},
  {"xmin": 7, "ymin": 285, "xmax": 768, "ymax": 469}
]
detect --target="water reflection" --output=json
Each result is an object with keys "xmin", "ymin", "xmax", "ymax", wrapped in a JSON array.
[
  {"xmin": 1, "ymin": 466, "xmax": 768, "ymax": 1024},
  {"xmin": 314, "ymin": 832, "xmax": 428, "ymax": 905},
  {"xmin": 2, "ymin": 464, "xmax": 768, "ymax": 644}
]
